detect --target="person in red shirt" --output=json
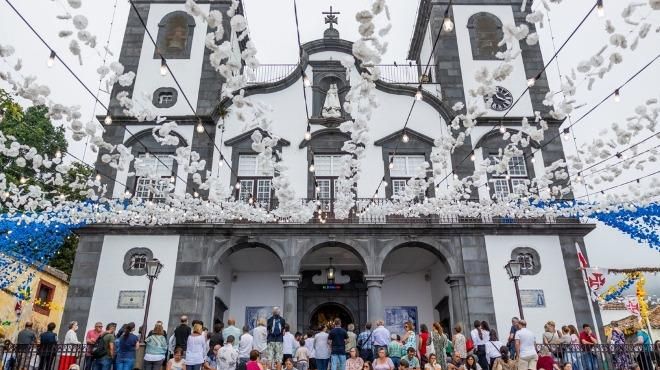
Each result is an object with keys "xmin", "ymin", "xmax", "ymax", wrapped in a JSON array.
[
  {"xmin": 579, "ymin": 324, "xmax": 598, "ymax": 370},
  {"xmin": 85, "ymin": 322, "xmax": 104, "ymax": 370}
]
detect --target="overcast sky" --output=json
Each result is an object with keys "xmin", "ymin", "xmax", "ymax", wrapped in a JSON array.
[{"xmin": 0, "ymin": 0, "xmax": 658, "ymax": 296}]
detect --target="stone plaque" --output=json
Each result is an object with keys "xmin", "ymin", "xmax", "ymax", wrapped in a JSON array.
[
  {"xmin": 117, "ymin": 290, "xmax": 146, "ymax": 309},
  {"xmin": 520, "ymin": 289, "xmax": 546, "ymax": 308}
]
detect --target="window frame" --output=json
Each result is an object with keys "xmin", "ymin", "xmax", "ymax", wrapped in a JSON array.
[
  {"xmin": 467, "ymin": 12, "xmax": 505, "ymax": 61},
  {"xmin": 236, "ymin": 154, "xmax": 274, "ymax": 208},
  {"xmin": 154, "ymin": 11, "xmax": 196, "ymax": 60},
  {"xmin": 34, "ymin": 279, "xmax": 56, "ymax": 316},
  {"xmin": 134, "ymin": 153, "xmax": 175, "ymax": 202},
  {"xmin": 488, "ymin": 154, "xmax": 530, "ymax": 200},
  {"xmin": 388, "ymin": 154, "xmax": 428, "ymax": 200},
  {"xmin": 510, "ymin": 247, "xmax": 541, "ymax": 275}
]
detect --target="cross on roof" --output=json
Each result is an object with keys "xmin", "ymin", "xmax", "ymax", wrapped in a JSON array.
[{"xmin": 323, "ymin": 6, "xmax": 340, "ymax": 29}]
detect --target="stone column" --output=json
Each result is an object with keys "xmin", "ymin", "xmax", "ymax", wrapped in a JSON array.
[
  {"xmin": 446, "ymin": 274, "xmax": 469, "ymax": 328},
  {"xmin": 281, "ymin": 275, "xmax": 300, "ymax": 332},
  {"xmin": 199, "ymin": 275, "xmax": 219, "ymax": 327},
  {"xmin": 365, "ymin": 275, "xmax": 385, "ymax": 323}
]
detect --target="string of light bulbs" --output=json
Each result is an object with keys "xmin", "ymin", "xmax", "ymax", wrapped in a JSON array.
[
  {"xmin": 433, "ymin": 0, "xmax": 599, "ymax": 189},
  {"xmin": 575, "ymin": 169, "xmax": 659, "ymax": 200},
  {"xmin": 3, "ymin": 0, "xmax": 191, "ymax": 190},
  {"xmin": 579, "ymin": 144, "xmax": 660, "ymax": 180}
]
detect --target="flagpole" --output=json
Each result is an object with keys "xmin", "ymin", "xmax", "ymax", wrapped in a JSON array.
[{"xmin": 576, "ymin": 242, "xmax": 602, "ymax": 343}]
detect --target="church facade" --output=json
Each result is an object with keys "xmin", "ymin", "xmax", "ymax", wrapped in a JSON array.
[{"xmin": 61, "ymin": 0, "xmax": 601, "ymax": 340}]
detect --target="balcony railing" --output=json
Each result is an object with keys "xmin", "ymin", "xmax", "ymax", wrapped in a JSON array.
[{"xmin": 244, "ymin": 63, "xmax": 438, "ymax": 86}]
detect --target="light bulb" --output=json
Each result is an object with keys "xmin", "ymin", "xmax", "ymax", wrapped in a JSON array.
[
  {"xmin": 402, "ymin": 133, "xmax": 410, "ymax": 143},
  {"xmin": 47, "ymin": 50, "xmax": 56, "ymax": 68},
  {"xmin": 389, "ymin": 161, "xmax": 394, "ymax": 169},
  {"xmin": 531, "ymin": 157, "xmax": 536, "ymax": 164},
  {"xmin": 303, "ymin": 73, "xmax": 311, "ymax": 87},
  {"xmin": 248, "ymin": 196, "xmax": 254, "ymax": 204},
  {"xmin": 194, "ymin": 191, "xmax": 199, "ymax": 198},
  {"xmin": 125, "ymin": 191, "xmax": 131, "ymax": 197},
  {"xmin": 315, "ymin": 182, "xmax": 320, "ymax": 192},
  {"xmin": 170, "ymin": 176, "xmax": 175, "ymax": 183},
  {"xmin": 19, "ymin": 177, "xmax": 27, "ymax": 184},
  {"xmin": 470, "ymin": 152, "xmax": 476, "ymax": 161},
  {"xmin": 304, "ymin": 126, "xmax": 312, "ymax": 141},
  {"xmin": 596, "ymin": 0, "xmax": 604, "ymax": 17},
  {"xmin": 562, "ymin": 129, "xmax": 570, "ymax": 140},
  {"xmin": 309, "ymin": 164, "xmax": 315, "ymax": 172},
  {"xmin": 235, "ymin": 182, "xmax": 241, "ymax": 189},
  {"xmin": 415, "ymin": 89, "xmax": 423, "ymax": 101},
  {"xmin": 95, "ymin": 174, "xmax": 101, "ymax": 181},
  {"xmin": 196, "ymin": 121, "xmax": 204, "ymax": 133},
  {"xmin": 453, "ymin": 174, "xmax": 459, "ymax": 180},
  {"xmin": 614, "ymin": 89, "xmax": 620, "ymax": 103},
  {"xmin": 576, "ymin": 172, "xmax": 582, "ymax": 182},
  {"xmin": 382, "ymin": 180, "xmax": 388, "ymax": 188},
  {"xmin": 505, "ymin": 174, "xmax": 510, "ymax": 180},
  {"xmin": 104, "ymin": 115, "xmax": 112, "ymax": 125},
  {"xmin": 55, "ymin": 150, "xmax": 62, "ymax": 158},
  {"xmin": 442, "ymin": 16, "xmax": 454, "ymax": 32},
  {"xmin": 527, "ymin": 78, "xmax": 536, "ymax": 87},
  {"xmin": 160, "ymin": 58, "xmax": 168, "ymax": 76},
  {"xmin": 499, "ymin": 125, "xmax": 506, "ymax": 134}
]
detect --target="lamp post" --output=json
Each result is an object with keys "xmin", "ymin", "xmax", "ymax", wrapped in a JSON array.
[
  {"xmin": 141, "ymin": 258, "xmax": 163, "ymax": 342},
  {"xmin": 504, "ymin": 259, "xmax": 524, "ymax": 320}
]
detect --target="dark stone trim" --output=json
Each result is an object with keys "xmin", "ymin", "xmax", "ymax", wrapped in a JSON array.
[
  {"xmin": 122, "ymin": 247, "xmax": 154, "ymax": 276},
  {"xmin": 153, "ymin": 11, "xmax": 196, "ymax": 59},
  {"xmin": 473, "ymin": 128, "xmax": 542, "ymax": 150},
  {"xmin": 298, "ymin": 128, "xmax": 350, "ymax": 149},
  {"xmin": 224, "ymin": 128, "xmax": 291, "ymax": 147},
  {"xmin": 96, "ymin": 115, "xmax": 211, "ymax": 125},
  {"xmin": 374, "ymin": 128, "xmax": 435, "ymax": 147},
  {"xmin": 466, "ymin": 12, "xmax": 505, "ymax": 61},
  {"xmin": 77, "ymin": 222, "xmax": 596, "ymax": 237},
  {"xmin": 510, "ymin": 246, "xmax": 541, "ymax": 275},
  {"xmin": 459, "ymin": 235, "xmax": 496, "ymax": 325},
  {"xmin": 59, "ymin": 235, "xmax": 104, "ymax": 338},
  {"xmin": 474, "ymin": 117, "xmax": 565, "ymax": 127},
  {"xmin": 124, "ymin": 127, "xmax": 188, "ymax": 148},
  {"xmin": 407, "ymin": 0, "xmax": 433, "ymax": 61},
  {"xmin": 197, "ymin": 1, "xmax": 231, "ymax": 115},
  {"xmin": 558, "ymin": 236, "xmax": 604, "ymax": 338},
  {"xmin": 152, "ymin": 87, "xmax": 178, "ymax": 108},
  {"xmin": 301, "ymin": 38, "xmax": 353, "ymax": 55},
  {"xmin": 376, "ymin": 129, "xmax": 436, "ymax": 198}
]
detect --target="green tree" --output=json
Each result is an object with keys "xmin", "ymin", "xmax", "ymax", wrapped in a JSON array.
[{"xmin": 1, "ymin": 89, "xmax": 92, "ymax": 275}]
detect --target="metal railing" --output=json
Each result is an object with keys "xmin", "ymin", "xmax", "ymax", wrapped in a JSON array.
[
  {"xmin": 243, "ymin": 64, "xmax": 437, "ymax": 86},
  {"xmin": 534, "ymin": 343, "xmax": 658, "ymax": 370},
  {"xmin": 0, "ymin": 343, "xmax": 89, "ymax": 370}
]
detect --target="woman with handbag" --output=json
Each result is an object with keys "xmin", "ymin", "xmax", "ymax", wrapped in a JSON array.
[
  {"xmin": 470, "ymin": 321, "xmax": 490, "ymax": 370},
  {"xmin": 452, "ymin": 324, "xmax": 467, "ymax": 360},
  {"xmin": 485, "ymin": 330, "xmax": 504, "ymax": 370}
]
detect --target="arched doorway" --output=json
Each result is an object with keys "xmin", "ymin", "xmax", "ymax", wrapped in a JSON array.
[{"xmin": 310, "ymin": 302, "xmax": 354, "ymax": 329}]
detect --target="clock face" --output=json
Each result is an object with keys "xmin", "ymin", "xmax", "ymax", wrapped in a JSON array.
[{"xmin": 490, "ymin": 86, "xmax": 514, "ymax": 111}]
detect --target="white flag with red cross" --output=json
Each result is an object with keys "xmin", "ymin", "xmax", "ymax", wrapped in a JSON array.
[{"xmin": 624, "ymin": 296, "xmax": 641, "ymax": 316}]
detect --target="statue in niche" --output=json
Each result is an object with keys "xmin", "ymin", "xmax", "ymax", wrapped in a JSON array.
[
  {"xmin": 321, "ymin": 84, "xmax": 342, "ymax": 118},
  {"xmin": 165, "ymin": 18, "xmax": 188, "ymax": 51}
]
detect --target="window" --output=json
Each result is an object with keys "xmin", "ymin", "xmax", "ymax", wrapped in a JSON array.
[
  {"xmin": 134, "ymin": 154, "xmax": 174, "ymax": 201},
  {"xmin": 155, "ymin": 12, "xmax": 195, "ymax": 59},
  {"xmin": 467, "ymin": 13, "xmax": 504, "ymax": 60},
  {"xmin": 34, "ymin": 280, "xmax": 56, "ymax": 315},
  {"xmin": 389, "ymin": 155, "xmax": 427, "ymax": 199},
  {"xmin": 313, "ymin": 155, "xmax": 344, "ymax": 212},
  {"xmin": 130, "ymin": 253, "xmax": 148, "ymax": 270},
  {"xmin": 236, "ymin": 155, "xmax": 273, "ymax": 207},
  {"xmin": 122, "ymin": 247, "xmax": 154, "ymax": 276},
  {"xmin": 152, "ymin": 88, "xmax": 178, "ymax": 108},
  {"xmin": 511, "ymin": 247, "xmax": 541, "ymax": 275},
  {"xmin": 489, "ymin": 155, "xmax": 529, "ymax": 200}
]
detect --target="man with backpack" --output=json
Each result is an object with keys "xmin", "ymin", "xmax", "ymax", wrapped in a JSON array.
[
  {"xmin": 92, "ymin": 322, "xmax": 117, "ymax": 370},
  {"xmin": 266, "ymin": 306, "xmax": 286, "ymax": 370},
  {"xmin": 357, "ymin": 323, "xmax": 374, "ymax": 362}
]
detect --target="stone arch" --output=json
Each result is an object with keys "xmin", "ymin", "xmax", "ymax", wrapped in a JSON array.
[
  {"xmin": 211, "ymin": 238, "xmax": 287, "ymax": 274},
  {"xmin": 293, "ymin": 240, "xmax": 370, "ymax": 275},
  {"xmin": 155, "ymin": 11, "xmax": 196, "ymax": 59},
  {"xmin": 467, "ymin": 12, "xmax": 504, "ymax": 60},
  {"xmin": 473, "ymin": 128, "xmax": 541, "ymax": 150},
  {"xmin": 124, "ymin": 128, "xmax": 188, "ymax": 149},
  {"xmin": 309, "ymin": 301, "xmax": 355, "ymax": 329},
  {"xmin": 375, "ymin": 238, "xmax": 459, "ymax": 275}
]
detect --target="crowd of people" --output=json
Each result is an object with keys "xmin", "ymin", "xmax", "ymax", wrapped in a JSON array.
[{"xmin": 4, "ymin": 311, "xmax": 660, "ymax": 370}]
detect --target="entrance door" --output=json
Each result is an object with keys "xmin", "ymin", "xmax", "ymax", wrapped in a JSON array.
[{"xmin": 310, "ymin": 302, "xmax": 354, "ymax": 329}]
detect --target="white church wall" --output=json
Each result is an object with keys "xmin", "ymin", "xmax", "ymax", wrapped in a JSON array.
[
  {"xmin": 382, "ymin": 271, "xmax": 435, "ymax": 336},
  {"xmin": 213, "ymin": 50, "xmax": 449, "ymax": 199},
  {"xmin": 452, "ymin": 5, "xmax": 534, "ymax": 117},
  {"xmin": 429, "ymin": 260, "xmax": 451, "ymax": 322},
  {"xmin": 133, "ymin": 3, "xmax": 209, "ymax": 116},
  {"xmin": 226, "ymin": 271, "xmax": 283, "ymax": 326},
  {"xmin": 112, "ymin": 124, "xmax": 194, "ymax": 199},
  {"xmin": 484, "ymin": 235, "xmax": 577, "ymax": 341},
  {"xmin": 86, "ymin": 235, "xmax": 179, "ymax": 332},
  {"xmin": 215, "ymin": 261, "xmax": 234, "ymax": 316}
]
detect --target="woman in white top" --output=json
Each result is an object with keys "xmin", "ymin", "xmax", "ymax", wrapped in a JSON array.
[
  {"xmin": 186, "ymin": 324, "xmax": 209, "ymax": 370},
  {"xmin": 60, "ymin": 321, "xmax": 81, "ymax": 370},
  {"xmin": 304, "ymin": 332, "xmax": 316, "ymax": 370},
  {"xmin": 314, "ymin": 326, "xmax": 330, "ymax": 370},
  {"xmin": 252, "ymin": 319, "xmax": 268, "ymax": 354},
  {"xmin": 485, "ymin": 329, "xmax": 504, "ymax": 369},
  {"xmin": 470, "ymin": 321, "xmax": 490, "ymax": 370}
]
